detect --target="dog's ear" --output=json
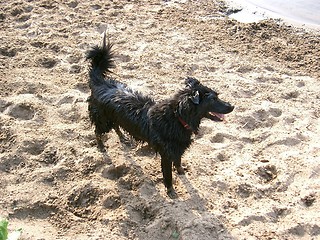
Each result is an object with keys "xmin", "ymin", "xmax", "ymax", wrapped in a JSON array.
[
  {"xmin": 185, "ymin": 77, "xmax": 200, "ymax": 88},
  {"xmin": 189, "ymin": 90, "xmax": 200, "ymax": 104}
]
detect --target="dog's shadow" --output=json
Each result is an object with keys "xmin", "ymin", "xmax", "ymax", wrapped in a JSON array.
[
  {"xmin": 133, "ymin": 144, "xmax": 155, "ymax": 157},
  {"xmin": 99, "ymin": 141, "xmax": 235, "ymax": 239}
]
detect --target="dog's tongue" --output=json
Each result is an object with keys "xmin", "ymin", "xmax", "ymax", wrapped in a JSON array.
[{"xmin": 210, "ymin": 112, "xmax": 225, "ymax": 121}]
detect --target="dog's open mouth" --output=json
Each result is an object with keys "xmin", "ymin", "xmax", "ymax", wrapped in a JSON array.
[{"xmin": 206, "ymin": 112, "xmax": 225, "ymax": 122}]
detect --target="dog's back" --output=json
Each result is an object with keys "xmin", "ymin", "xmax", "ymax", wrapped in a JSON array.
[{"xmin": 87, "ymin": 34, "xmax": 155, "ymax": 143}]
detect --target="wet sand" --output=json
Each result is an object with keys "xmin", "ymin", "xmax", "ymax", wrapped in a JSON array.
[{"xmin": 226, "ymin": 0, "xmax": 320, "ymax": 30}]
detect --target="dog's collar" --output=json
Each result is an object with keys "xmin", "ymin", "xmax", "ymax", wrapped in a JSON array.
[{"xmin": 178, "ymin": 116, "xmax": 197, "ymax": 134}]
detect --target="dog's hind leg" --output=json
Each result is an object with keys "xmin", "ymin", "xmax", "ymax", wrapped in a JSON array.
[
  {"xmin": 173, "ymin": 158, "xmax": 185, "ymax": 175},
  {"xmin": 160, "ymin": 156, "xmax": 177, "ymax": 198},
  {"xmin": 88, "ymin": 100, "xmax": 109, "ymax": 151},
  {"xmin": 114, "ymin": 126, "xmax": 132, "ymax": 145},
  {"xmin": 93, "ymin": 120, "xmax": 114, "ymax": 152},
  {"xmin": 95, "ymin": 128, "xmax": 106, "ymax": 152}
]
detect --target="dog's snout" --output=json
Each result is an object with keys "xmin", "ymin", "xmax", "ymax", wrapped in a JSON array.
[
  {"xmin": 227, "ymin": 104, "xmax": 234, "ymax": 112},
  {"xmin": 222, "ymin": 102, "xmax": 234, "ymax": 113}
]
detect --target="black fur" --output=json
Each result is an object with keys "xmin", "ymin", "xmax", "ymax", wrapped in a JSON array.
[{"xmin": 87, "ymin": 35, "xmax": 234, "ymax": 198}]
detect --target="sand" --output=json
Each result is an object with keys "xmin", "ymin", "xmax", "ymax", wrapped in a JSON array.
[{"xmin": 0, "ymin": 0, "xmax": 319, "ymax": 239}]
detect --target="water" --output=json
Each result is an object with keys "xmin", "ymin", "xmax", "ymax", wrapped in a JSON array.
[{"xmin": 226, "ymin": 0, "xmax": 320, "ymax": 29}]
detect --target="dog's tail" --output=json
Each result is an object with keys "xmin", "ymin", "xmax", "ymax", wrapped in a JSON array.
[{"xmin": 86, "ymin": 33, "xmax": 115, "ymax": 85}]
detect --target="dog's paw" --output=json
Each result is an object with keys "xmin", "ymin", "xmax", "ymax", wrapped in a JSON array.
[
  {"xmin": 97, "ymin": 141, "xmax": 106, "ymax": 152},
  {"xmin": 176, "ymin": 166, "xmax": 185, "ymax": 175},
  {"xmin": 167, "ymin": 187, "xmax": 178, "ymax": 199},
  {"xmin": 119, "ymin": 136, "xmax": 135, "ymax": 147}
]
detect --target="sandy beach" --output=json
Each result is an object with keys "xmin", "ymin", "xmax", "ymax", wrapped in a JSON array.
[{"xmin": 0, "ymin": 0, "xmax": 319, "ymax": 239}]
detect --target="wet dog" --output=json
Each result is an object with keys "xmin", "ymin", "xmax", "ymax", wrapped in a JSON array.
[{"xmin": 87, "ymin": 35, "xmax": 234, "ymax": 198}]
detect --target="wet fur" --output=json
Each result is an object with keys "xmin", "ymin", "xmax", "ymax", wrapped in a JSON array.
[{"xmin": 87, "ymin": 35, "xmax": 234, "ymax": 198}]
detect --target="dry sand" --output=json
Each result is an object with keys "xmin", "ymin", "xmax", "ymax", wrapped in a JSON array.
[{"xmin": 0, "ymin": 0, "xmax": 319, "ymax": 239}]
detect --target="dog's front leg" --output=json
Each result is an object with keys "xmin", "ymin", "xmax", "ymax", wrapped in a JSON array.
[{"xmin": 161, "ymin": 157, "xmax": 177, "ymax": 199}]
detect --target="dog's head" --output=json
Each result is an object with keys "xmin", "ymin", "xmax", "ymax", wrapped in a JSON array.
[{"xmin": 180, "ymin": 77, "xmax": 234, "ymax": 122}]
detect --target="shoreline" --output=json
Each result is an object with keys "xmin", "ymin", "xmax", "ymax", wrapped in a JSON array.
[{"xmin": 224, "ymin": 0, "xmax": 320, "ymax": 32}]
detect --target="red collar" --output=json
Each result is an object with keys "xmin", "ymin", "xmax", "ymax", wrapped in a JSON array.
[{"xmin": 178, "ymin": 116, "xmax": 197, "ymax": 134}]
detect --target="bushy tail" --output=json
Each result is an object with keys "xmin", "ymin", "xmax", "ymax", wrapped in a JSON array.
[{"xmin": 86, "ymin": 33, "xmax": 114, "ymax": 85}]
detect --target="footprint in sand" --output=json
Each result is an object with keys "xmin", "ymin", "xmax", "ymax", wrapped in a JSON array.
[
  {"xmin": 67, "ymin": 53, "xmax": 83, "ymax": 74},
  {"xmin": 0, "ymin": 122, "xmax": 15, "ymax": 153},
  {"xmin": 15, "ymin": 14, "xmax": 31, "ymax": 23},
  {"xmin": 240, "ymin": 107, "xmax": 282, "ymax": 130},
  {"xmin": 90, "ymin": 4, "xmax": 102, "ymax": 10},
  {"xmin": 9, "ymin": 202, "xmax": 58, "ymax": 220},
  {"xmin": 103, "ymin": 194, "xmax": 121, "ymax": 209},
  {"xmin": 282, "ymin": 90, "xmax": 300, "ymax": 100},
  {"xmin": 268, "ymin": 107, "xmax": 282, "ymax": 117},
  {"xmin": 210, "ymin": 133, "xmax": 226, "ymax": 143},
  {"xmin": 20, "ymin": 139, "xmax": 48, "ymax": 156},
  {"xmin": 102, "ymin": 164, "xmax": 130, "ymax": 180},
  {"xmin": 69, "ymin": 64, "xmax": 82, "ymax": 74},
  {"xmin": 41, "ymin": 148, "xmax": 59, "ymax": 165},
  {"xmin": 57, "ymin": 94, "xmax": 75, "ymax": 105},
  {"xmin": 287, "ymin": 223, "xmax": 320, "ymax": 237},
  {"xmin": 10, "ymin": 7, "xmax": 24, "ymax": 16},
  {"xmin": 30, "ymin": 41, "xmax": 48, "ymax": 48},
  {"xmin": 267, "ymin": 136, "xmax": 301, "ymax": 147},
  {"xmin": 57, "ymin": 104, "xmax": 82, "ymax": 123},
  {"xmin": 0, "ymin": 155, "xmax": 24, "ymax": 172},
  {"xmin": 67, "ymin": 54, "xmax": 82, "ymax": 64},
  {"xmin": 67, "ymin": 184, "xmax": 102, "ymax": 218},
  {"xmin": 0, "ymin": 99, "xmax": 11, "ymax": 112},
  {"xmin": 0, "ymin": 46, "xmax": 17, "ymax": 57},
  {"xmin": 31, "ymin": 40, "xmax": 62, "ymax": 54},
  {"xmin": 37, "ymin": 57, "xmax": 58, "ymax": 68},
  {"xmin": 236, "ymin": 183, "xmax": 253, "ymax": 198},
  {"xmin": 67, "ymin": 1, "xmax": 78, "ymax": 8},
  {"xmin": 256, "ymin": 165, "xmax": 278, "ymax": 182},
  {"xmin": 7, "ymin": 103, "xmax": 36, "ymax": 120},
  {"xmin": 255, "ymin": 76, "xmax": 283, "ymax": 84}
]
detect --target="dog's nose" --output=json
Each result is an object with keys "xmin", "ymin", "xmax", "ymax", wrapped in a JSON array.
[{"xmin": 228, "ymin": 104, "xmax": 235, "ymax": 113}]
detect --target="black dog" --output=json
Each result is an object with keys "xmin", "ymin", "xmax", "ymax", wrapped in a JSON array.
[{"xmin": 87, "ymin": 35, "xmax": 234, "ymax": 198}]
